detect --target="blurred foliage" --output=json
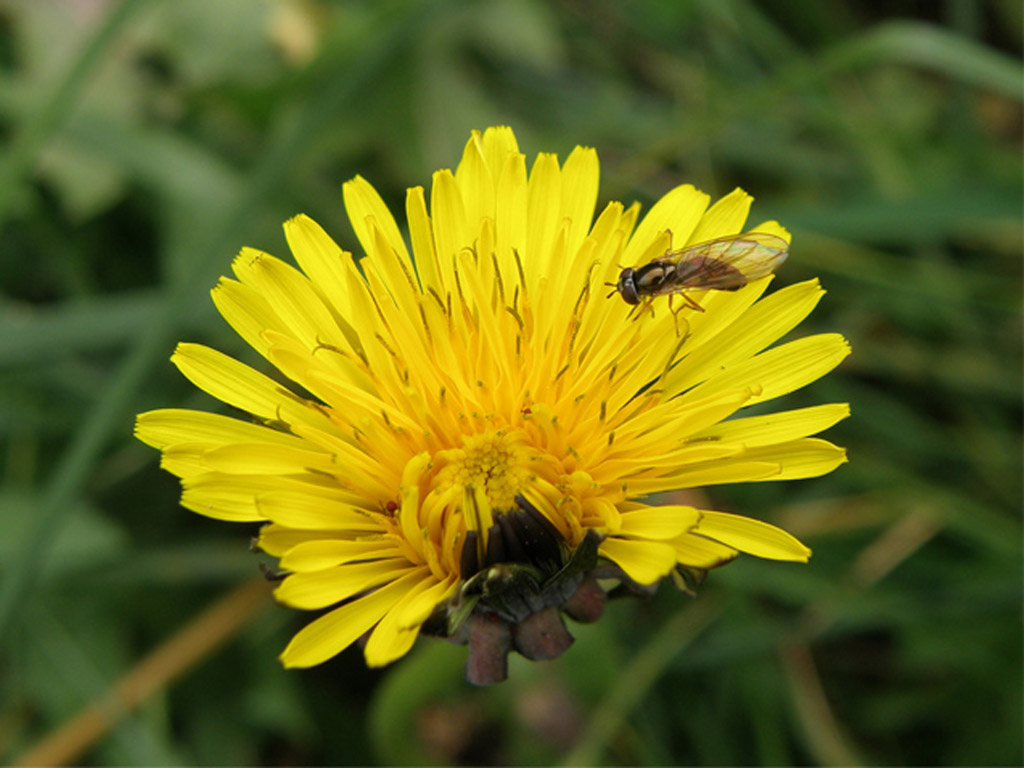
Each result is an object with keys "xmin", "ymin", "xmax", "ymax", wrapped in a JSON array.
[{"xmin": 0, "ymin": 0, "xmax": 1021, "ymax": 765}]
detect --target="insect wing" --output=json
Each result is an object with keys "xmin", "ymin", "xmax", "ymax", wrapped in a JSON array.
[{"xmin": 666, "ymin": 233, "xmax": 790, "ymax": 291}]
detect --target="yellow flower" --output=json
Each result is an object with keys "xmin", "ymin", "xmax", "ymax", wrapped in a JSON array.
[{"xmin": 135, "ymin": 126, "xmax": 849, "ymax": 683}]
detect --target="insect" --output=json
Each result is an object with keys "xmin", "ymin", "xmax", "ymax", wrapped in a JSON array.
[{"xmin": 608, "ymin": 232, "xmax": 790, "ymax": 316}]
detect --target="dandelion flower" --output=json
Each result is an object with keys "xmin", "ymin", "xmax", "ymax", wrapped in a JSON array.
[{"xmin": 136, "ymin": 126, "xmax": 849, "ymax": 684}]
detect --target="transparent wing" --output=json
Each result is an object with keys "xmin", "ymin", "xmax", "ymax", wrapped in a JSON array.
[{"xmin": 662, "ymin": 232, "xmax": 790, "ymax": 291}]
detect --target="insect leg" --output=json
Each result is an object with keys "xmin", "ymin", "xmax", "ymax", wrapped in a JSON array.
[
  {"xmin": 669, "ymin": 297, "xmax": 683, "ymax": 337},
  {"xmin": 679, "ymin": 292, "xmax": 705, "ymax": 313},
  {"xmin": 660, "ymin": 229, "xmax": 675, "ymax": 257},
  {"xmin": 629, "ymin": 299, "xmax": 655, "ymax": 322},
  {"xmin": 672, "ymin": 310, "xmax": 692, "ymax": 339},
  {"xmin": 669, "ymin": 294, "xmax": 703, "ymax": 336}
]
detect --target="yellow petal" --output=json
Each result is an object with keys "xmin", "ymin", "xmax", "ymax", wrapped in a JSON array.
[
  {"xmin": 620, "ymin": 200, "xmax": 641, "ymax": 241},
  {"xmin": 363, "ymin": 215, "xmax": 421, "ymax": 317},
  {"xmin": 618, "ymin": 504, "xmax": 701, "ymax": 540},
  {"xmin": 455, "ymin": 131, "xmax": 495, "ymax": 227},
  {"xmin": 258, "ymin": 524, "xmax": 350, "ymax": 557},
  {"xmin": 694, "ymin": 510, "xmax": 811, "ymax": 561},
  {"xmin": 200, "ymin": 443, "xmax": 336, "ymax": 475},
  {"xmin": 599, "ymin": 537, "xmax": 677, "ymax": 584},
  {"xmin": 615, "ymin": 387, "xmax": 755, "ymax": 447},
  {"xmin": 180, "ymin": 473, "xmax": 364, "ymax": 521},
  {"xmin": 263, "ymin": 331, "xmax": 370, "ymax": 403},
  {"xmin": 369, "ymin": 627, "xmax": 419, "ymax": 669},
  {"xmin": 494, "ymin": 151, "xmax": 528, "ymax": 280},
  {"xmin": 587, "ymin": 199, "xmax": 628, "ymax": 288},
  {"xmin": 525, "ymin": 152, "xmax": 562, "ymax": 280},
  {"xmin": 678, "ymin": 333, "xmax": 851, "ymax": 407},
  {"xmin": 669, "ymin": 533, "xmax": 738, "ymax": 569},
  {"xmin": 342, "ymin": 175, "xmax": 411, "ymax": 266},
  {"xmin": 231, "ymin": 248, "xmax": 349, "ymax": 352},
  {"xmin": 732, "ymin": 438, "xmax": 849, "ymax": 481},
  {"xmin": 363, "ymin": 572, "xmax": 455, "ymax": 667},
  {"xmin": 256, "ymin": 491, "xmax": 385, "ymax": 530},
  {"xmin": 661, "ymin": 278, "xmax": 772, "ymax": 371},
  {"xmin": 480, "ymin": 125, "xmax": 519, "ymax": 175},
  {"xmin": 135, "ymin": 409, "xmax": 305, "ymax": 451},
  {"xmin": 274, "ymin": 558, "xmax": 414, "ymax": 609},
  {"xmin": 405, "ymin": 186, "xmax": 439, "ymax": 291},
  {"xmin": 339, "ymin": 259, "xmax": 395, "ymax": 380},
  {"xmin": 692, "ymin": 403, "xmax": 851, "ymax": 447},
  {"xmin": 430, "ymin": 169, "xmax": 468, "ymax": 288},
  {"xmin": 283, "ymin": 214, "xmax": 358, "ymax": 321},
  {"xmin": 687, "ymin": 187, "xmax": 752, "ymax": 243},
  {"xmin": 560, "ymin": 145, "xmax": 600, "ymax": 257},
  {"xmin": 210, "ymin": 277, "xmax": 276, "ymax": 358},
  {"xmin": 180, "ymin": 478, "xmax": 267, "ymax": 522},
  {"xmin": 278, "ymin": 538, "xmax": 402, "ymax": 572},
  {"xmin": 171, "ymin": 343, "xmax": 284, "ymax": 420},
  {"xmin": 395, "ymin": 575, "xmax": 457, "ymax": 629},
  {"xmin": 620, "ymin": 184, "xmax": 709, "ymax": 267},
  {"xmin": 626, "ymin": 460, "xmax": 781, "ymax": 494},
  {"xmin": 279, "ymin": 569, "xmax": 424, "ymax": 668},
  {"xmin": 589, "ymin": 442, "xmax": 742, "ymax": 485},
  {"xmin": 666, "ymin": 279, "xmax": 827, "ymax": 395},
  {"xmin": 170, "ymin": 343, "xmax": 341, "ymax": 442},
  {"xmin": 747, "ymin": 219, "xmax": 791, "ymax": 243},
  {"xmin": 398, "ymin": 452, "xmax": 430, "ymax": 553},
  {"xmin": 159, "ymin": 446, "xmax": 206, "ymax": 478}
]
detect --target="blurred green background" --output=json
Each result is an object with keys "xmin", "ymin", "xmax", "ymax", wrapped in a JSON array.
[{"xmin": 1, "ymin": 0, "xmax": 1020, "ymax": 765}]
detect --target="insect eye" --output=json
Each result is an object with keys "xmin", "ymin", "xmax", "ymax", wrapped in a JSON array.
[{"xmin": 616, "ymin": 269, "xmax": 640, "ymax": 305}]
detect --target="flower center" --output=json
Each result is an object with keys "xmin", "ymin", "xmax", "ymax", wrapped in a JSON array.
[
  {"xmin": 426, "ymin": 429, "xmax": 568, "ymax": 579},
  {"xmin": 435, "ymin": 430, "xmax": 531, "ymax": 513}
]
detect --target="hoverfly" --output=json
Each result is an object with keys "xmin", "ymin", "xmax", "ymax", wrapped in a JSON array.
[{"xmin": 608, "ymin": 232, "xmax": 790, "ymax": 317}]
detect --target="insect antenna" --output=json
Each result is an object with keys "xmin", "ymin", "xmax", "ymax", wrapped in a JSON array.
[{"xmin": 604, "ymin": 263, "xmax": 628, "ymax": 298}]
